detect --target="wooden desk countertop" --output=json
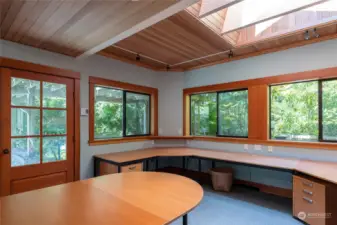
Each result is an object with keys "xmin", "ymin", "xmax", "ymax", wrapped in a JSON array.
[
  {"xmin": 95, "ymin": 147, "xmax": 337, "ymax": 185},
  {"xmin": 1, "ymin": 172, "xmax": 203, "ymax": 225}
]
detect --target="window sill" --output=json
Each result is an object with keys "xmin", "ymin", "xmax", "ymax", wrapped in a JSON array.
[
  {"xmin": 88, "ymin": 136, "xmax": 152, "ymax": 146},
  {"xmin": 190, "ymin": 136, "xmax": 337, "ymax": 150}
]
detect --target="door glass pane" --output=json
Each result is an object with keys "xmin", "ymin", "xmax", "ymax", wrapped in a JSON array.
[
  {"xmin": 43, "ymin": 136, "xmax": 66, "ymax": 163},
  {"xmin": 11, "ymin": 108, "xmax": 40, "ymax": 136},
  {"xmin": 322, "ymin": 80, "xmax": 337, "ymax": 141},
  {"xmin": 94, "ymin": 86, "xmax": 123, "ymax": 139},
  {"xmin": 43, "ymin": 82, "xmax": 66, "ymax": 108},
  {"xmin": 43, "ymin": 110, "xmax": 67, "ymax": 135},
  {"xmin": 126, "ymin": 92, "xmax": 150, "ymax": 136},
  {"xmin": 11, "ymin": 77, "xmax": 40, "ymax": 107},
  {"xmin": 11, "ymin": 138, "xmax": 40, "ymax": 167}
]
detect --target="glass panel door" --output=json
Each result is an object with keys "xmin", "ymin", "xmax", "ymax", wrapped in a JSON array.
[{"xmin": 11, "ymin": 78, "xmax": 68, "ymax": 167}]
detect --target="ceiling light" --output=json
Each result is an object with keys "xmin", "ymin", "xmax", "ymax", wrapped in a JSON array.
[
  {"xmin": 228, "ymin": 50, "xmax": 234, "ymax": 59},
  {"xmin": 304, "ymin": 30, "xmax": 310, "ymax": 40},
  {"xmin": 313, "ymin": 28, "xmax": 320, "ymax": 38}
]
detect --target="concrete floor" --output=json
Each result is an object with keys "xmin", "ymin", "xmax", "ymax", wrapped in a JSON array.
[{"xmin": 170, "ymin": 185, "xmax": 303, "ymax": 225}]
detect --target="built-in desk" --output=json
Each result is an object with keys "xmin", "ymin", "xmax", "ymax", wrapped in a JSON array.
[{"xmin": 94, "ymin": 147, "xmax": 337, "ymax": 225}]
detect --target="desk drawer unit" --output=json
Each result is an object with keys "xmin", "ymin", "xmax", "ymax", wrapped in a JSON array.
[
  {"xmin": 293, "ymin": 175, "xmax": 326, "ymax": 225},
  {"xmin": 98, "ymin": 161, "xmax": 143, "ymax": 175}
]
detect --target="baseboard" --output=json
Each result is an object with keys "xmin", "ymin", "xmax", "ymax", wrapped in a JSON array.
[{"xmin": 156, "ymin": 167, "xmax": 292, "ymax": 198}]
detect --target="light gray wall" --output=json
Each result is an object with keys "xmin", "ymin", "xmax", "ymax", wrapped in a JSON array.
[
  {"xmin": 1, "ymin": 40, "xmax": 160, "ymax": 179},
  {"xmin": 182, "ymin": 39, "xmax": 337, "ymax": 188}
]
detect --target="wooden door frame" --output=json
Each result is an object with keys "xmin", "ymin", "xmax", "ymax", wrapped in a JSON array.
[{"xmin": 0, "ymin": 57, "xmax": 81, "ymax": 182}]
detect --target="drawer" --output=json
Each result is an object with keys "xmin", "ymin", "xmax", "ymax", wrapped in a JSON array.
[
  {"xmin": 293, "ymin": 175, "xmax": 326, "ymax": 225},
  {"xmin": 121, "ymin": 163, "xmax": 143, "ymax": 173}
]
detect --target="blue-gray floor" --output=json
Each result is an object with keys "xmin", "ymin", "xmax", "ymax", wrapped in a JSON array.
[{"xmin": 171, "ymin": 185, "xmax": 303, "ymax": 225}]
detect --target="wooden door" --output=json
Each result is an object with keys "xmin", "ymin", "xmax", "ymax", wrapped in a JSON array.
[{"xmin": 0, "ymin": 68, "xmax": 75, "ymax": 196}]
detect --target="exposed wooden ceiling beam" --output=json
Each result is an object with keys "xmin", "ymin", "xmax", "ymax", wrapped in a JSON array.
[
  {"xmin": 77, "ymin": 0, "xmax": 199, "ymax": 59},
  {"xmin": 199, "ymin": 0, "xmax": 244, "ymax": 18},
  {"xmin": 221, "ymin": 0, "xmax": 328, "ymax": 34}
]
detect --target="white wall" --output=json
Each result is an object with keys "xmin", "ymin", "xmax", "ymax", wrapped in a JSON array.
[{"xmin": 1, "ymin": 40, "xmax": 161, "ymax": 179}]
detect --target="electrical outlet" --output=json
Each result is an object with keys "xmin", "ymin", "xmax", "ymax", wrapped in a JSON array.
[
  {"xmin": 152, "ymin": 140, "xmax": 155, "ymax": 145},
  {"xmin": 244, "ymin": 144, "xmax": 249, "ymax": 151},
  {"xmin": 186, "ymin": 140, "xmax": 190, "ymax": 145},
  {"xmin": 254, "ymin": 145, "xmax": 262, "ymax": 151},
  {"xmin": 268, "ymin": 146, "xmax": 273, "ymax": 153}
]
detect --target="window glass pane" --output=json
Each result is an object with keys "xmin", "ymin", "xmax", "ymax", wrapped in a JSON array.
[
  {"xmin": 126, "ymin": 92, "xmax": 150, "ymax": 136},
  {"xmin": 43, "ymin": 110, "xmax": 66, "ymax": 135},
  {"xmin": 43, "ymin": 82, "xmax": 66, "ymax": 108},
  {"xmin": 94, "ymin": 86, "xmax": 123, "ymax": 139},
  {"xmin": 11, "ymin": 138, "xmax": 40, "ymax": 167},
  {"xmin": 11, "ymin": 108, "xmax": 40, "ymax": 136},
  {"xmin": 270, "ymin": 81, "xmax": 318, "ymax": 141},
  {"xmin": 43, "ymin": 136, "xmax": 66, "ymax": 163},
  {"xmin": 190, "ymin": 93, "xmax": 217, "ymax": 136},
  {"xmin": 11, "ymin": 77, "xmax": 40, "ymax": 107},
  {"xmin": 322, "ymin": 80, "xmax": 337, "ymax": 141},
  {"xmin": 218, "ymin": 90, "xmax": 248, "ymax": 137}
]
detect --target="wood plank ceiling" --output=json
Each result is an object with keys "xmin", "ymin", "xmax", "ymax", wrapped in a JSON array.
[
  {"xmin": 1, "ymin": 0, "xmax": 337, "ymax": 71},
  {"xmin": 0, "ymin": 0, "xmax": 183, "ymax": 57}
]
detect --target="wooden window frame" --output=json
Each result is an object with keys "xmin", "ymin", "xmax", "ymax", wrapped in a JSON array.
[
  {"xmin": 89, "ymin": 76, "xmax": 158, "ymax": 145},
  {"xmin": 183, "ymin": 66, "xmax": 337, "ymax": 150},
  {"xmin": 189, "ymin": 89, "xmax": 249, "ymax": 138}
]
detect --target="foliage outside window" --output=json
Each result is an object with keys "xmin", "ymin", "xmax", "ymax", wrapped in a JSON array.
[
  {"xmin": 218, "ymin": 90, "xmax": 248, "ymax": 137},
  {"xmin": 94, "ymin": 85, "xmax": 150, "ymax": 140},
  {"xmin": 270, "ymin": 80, "xmax": 337, "ymax": 142},
  {"xmin": 190, "ymin": 90, "xmax": 248, "ymax": 137}
]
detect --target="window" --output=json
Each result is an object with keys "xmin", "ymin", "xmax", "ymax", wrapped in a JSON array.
[
  {"xmin": 190, "ymin": 89, "xmax": 248, "ymax": 137},
  {"xmin": 89, "ymin": 77, "xmax": 157, "ymax": 144},
  {"xmin": 270, "ymin": 79, "xmax": 337, "ymax": 142},
  {"xmin": 218, "ymin": 90, "xmax": 248, "ymax": 137}
]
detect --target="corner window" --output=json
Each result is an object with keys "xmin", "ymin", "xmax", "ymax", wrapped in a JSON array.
[{"xmin": 190, "ymin": 89, "xmax": 248, "ymax": 138}]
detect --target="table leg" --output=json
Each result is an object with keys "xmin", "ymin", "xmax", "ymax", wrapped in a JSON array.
[{"xmin": 183, "ymin": 214, "xmax": 188, "ymax": 225}]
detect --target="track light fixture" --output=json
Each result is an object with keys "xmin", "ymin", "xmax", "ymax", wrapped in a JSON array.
[
  {"xmin": 304, "ymin": 30, "xmax": 310, "ymax": 40},
  {"xmin": 313, "ymin": 28, "xmax": 320, "ymax": 38},
  {"xmin": 228, "ymin": 50, "xmax": 234, "ymax": 59},
  {"xmin": 136, "ymin": 54, "xmax": 140, "ymax": 61}
]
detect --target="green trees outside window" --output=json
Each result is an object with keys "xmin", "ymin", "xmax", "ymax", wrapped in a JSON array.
[
  {"xmin": 94, "ymin": 85, "xmax": 150, "ymax": 140},
  {"xmin": 190, "ymin": 90, "xmax": 248, "ymax": 137},
  {"xmin": 270, "ymin": 79, "xmax": 337, "ymax": 142}
]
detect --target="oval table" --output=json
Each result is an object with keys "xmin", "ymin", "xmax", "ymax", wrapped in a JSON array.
[{"xmin": 1, "ymin": 172, "xmax": 204, "ymax": 225}]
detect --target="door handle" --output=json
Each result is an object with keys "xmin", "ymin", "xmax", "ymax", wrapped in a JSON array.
[{"xmin": 3, "ymin": 149, "xmax": 10, "ymax": 154}]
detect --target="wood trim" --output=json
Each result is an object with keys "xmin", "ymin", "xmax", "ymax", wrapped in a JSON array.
[
  {"xmin": 88, "ymin": 76, "xmax": 159, "ymax": 145},
  {"xmin": 183, "ymin": 66, "xmax": 337, "ymax": 150},
  {"xmin": 234, "ymin": 179, "xmax": 292, "ymax": 198},
  {"xmin": 191, "ymin": 136, "xmax": 337, "ymax": 150},
  {"xmin": 186, "ymin": 32, "xmax": 337, "ymax": 71},
  {"xmin": 89, "ymin": 76, "xmax": 158, "ymax": 95},
  {"xmin": 89, "ymin": 137, "xmax": 153, "ymax": 146},
  {"xmin": 0, "ymin": 57, "xmax": 80, "ymax": 79},
  {"xmin": 74, "ymin": 79, "xmax": 81, "ymax": 181}
]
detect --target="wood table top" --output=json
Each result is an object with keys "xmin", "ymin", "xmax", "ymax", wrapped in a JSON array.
[
  {"xmin": 0, "ymin": 172, "xmax": 203, "ymax": 225},
  {"xmin": 95, "ymin": 147, "xmax": 337, "ymax": 185}
]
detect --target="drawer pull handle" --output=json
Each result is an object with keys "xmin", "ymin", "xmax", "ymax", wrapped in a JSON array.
[
  {"xmin": 129, "ymin": 166, "xmax": 136, "ymax": 170},
  {"xmin": 303, "ymin": 189, "xmax": 313, "ymax": 195},
  {"xmin": 302, "ymin": 181, "xmax": 313, "ymax": 187},
  {"xmin": 303, "ymin": 197, "xmax": 313, "ymax": 204}
]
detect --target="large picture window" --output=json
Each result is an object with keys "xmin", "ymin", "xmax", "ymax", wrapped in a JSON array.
[
  {"xmin": 190, "ymin": 89, "xmax": 248, "ymax": 138},
  {"xmin": 89, "ymin": 77, "xmax": 157, "ymax": 145},
  {"xmin": 270, "ymin": 79, "xmax": 337, "ymax": 142}
]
